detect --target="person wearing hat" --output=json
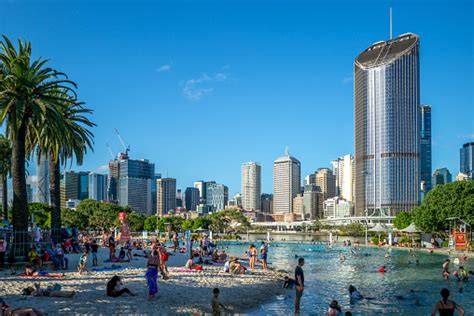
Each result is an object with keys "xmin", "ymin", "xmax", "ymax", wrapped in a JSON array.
[{"xmin": 327, "ymin": 300, "xmax": 342, "ymax": 316}]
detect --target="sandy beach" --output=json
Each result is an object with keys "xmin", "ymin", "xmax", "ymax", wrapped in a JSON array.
[{"xmin": 0, "ymin": 248, "xmax": 285, "ymax": 315}]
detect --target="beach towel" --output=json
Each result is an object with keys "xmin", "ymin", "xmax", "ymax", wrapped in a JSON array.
[
  {"xmin": 103, "ymin": 259, "xmax": 129, "ymax": 263},
  {"xmin": 171, "ymin": 269, "xmax": 199, "ymax": 273},
  {"xmin": 19, "ymin": 273, "xmax": 64, "ymax": 278}
]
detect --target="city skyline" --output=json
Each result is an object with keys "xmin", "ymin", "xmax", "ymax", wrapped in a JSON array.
[{"xmin": 2, "ymin": 1, "xmax": 472, "ymax": 196}]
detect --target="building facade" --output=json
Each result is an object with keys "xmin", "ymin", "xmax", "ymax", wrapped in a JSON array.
[
  {"xmin": 184, "ymin": 187, "xmax": 200, "ymax": 211},
  {"xmin": 432, "ymin": 168, "xmax": 452, "ymax": 187},
  {"xmin": 324, "ymin": 197, "xmax": 354, "ymax": 219},
  {"xmin": 354, "ymin": 33, "xmax": 421, "ymax": 216},
  {"xmin": 460, "ymin": 142, "xmax": 474, "ymax": 180},
  {"xmin": 193, "ymin": 181, "xmax": 207, "ymax": 203},
  {"xmin": 331, "ymin": 155, "xmax": 354, "ymax": 202},
  {"xmin": 273, "ymin": 149, "xmax": 301, "ymax": 214},
  {"xmin": 315, "ymin": 168, "xmax": 336, "ymax": 201},
  {"xmin": 150, "ymin": 173, "xmax": 162, "ymax": 213},
  {"xmin": 36, "ymin": 154, "xmax": 49, "ymax": 204},
  {"xmin": 157, "ymin": 178, "xmax": 177, "ymax": 216},
  {"xmin": 303, "ymin": 184, "xmax": 322, "ymax": 220},
  {"xmin": 88, "ymin": 173, "xmax": 108, "ymax": 201},
  {"xmin": 292, "ymin": 193, "xmax": 304, "ymax": 219},
  {"xmin": 420, "ymin": 105, "xmax": 432, "ymax": 194},
  {"xmin": 60, "ymin": 171, "xmax": 89, "ymax": 208},
  {"xmin": 241, "ymin": 162, "xmax": 262, "ymax": 211},
  {"xmin": 260, "ymin": 193, "xmax": 273, "ymax": 213},
  {"xmin": 206, "ymin": 183, "xmax": 228, "ymax": 212}
]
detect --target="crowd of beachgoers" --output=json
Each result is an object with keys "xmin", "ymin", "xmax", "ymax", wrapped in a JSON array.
[{"xmin": 0, "ymin": 230, "xmax": 473, "ymax": 315}]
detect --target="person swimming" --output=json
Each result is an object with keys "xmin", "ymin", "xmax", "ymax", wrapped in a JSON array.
[{"xmin": 348, "ymin": 285, "xmax": 363, "ymax": 300}]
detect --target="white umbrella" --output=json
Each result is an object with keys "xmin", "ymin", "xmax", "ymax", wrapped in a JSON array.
[
  {"xmin": 369, "ymin": 223, "xmax": 388, "ymax": 244},
  {"xmin": 194, "ymin": 227, "xmax": 207, "ymax": 232},
  {"xmin": 400, "ymin": 223, "xmax": 421, "ymax": 233}
]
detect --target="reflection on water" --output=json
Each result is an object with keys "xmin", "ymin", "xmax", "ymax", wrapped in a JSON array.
[{"xmin": 221, "ymin": 242, "xmax": 474, "ymax": 315}]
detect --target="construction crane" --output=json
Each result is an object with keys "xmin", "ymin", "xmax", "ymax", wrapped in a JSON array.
[
  {"xmin": 114, "ymin": 128, "xmax": 130, "ymax": 156},
  {"xmin": 106, "ymin": 143, "xmax": 115, "ymax": 159}
]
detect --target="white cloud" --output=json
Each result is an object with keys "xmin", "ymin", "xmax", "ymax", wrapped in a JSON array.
[
  {"xmin": 183, "ymin": 70, "xmax": 229, "ymax": 101},
  {"xmin": 157, "ymin": 64, "xmax": 172, "ymax": 72},
  {"xmin": 96, "ymin": 165, "xmax": 109, "ymax": 172}
]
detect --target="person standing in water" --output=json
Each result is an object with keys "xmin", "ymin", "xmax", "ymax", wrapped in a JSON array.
[
  {"xmin": 294, "ymin": 257, "xmax": 305, "ymax": 315},
  {"xmin": 431, "ymin": 288, "xmax": 464, "ymax": 316},
  {"xmin": 442, "ymin": 259, "xmax": 450, "ymax": 280}
]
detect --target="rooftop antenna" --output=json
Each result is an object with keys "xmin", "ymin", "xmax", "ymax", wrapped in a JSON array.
[{"xmin": 390, "ymin": 7, "xmax": 393, "ymax": 40}]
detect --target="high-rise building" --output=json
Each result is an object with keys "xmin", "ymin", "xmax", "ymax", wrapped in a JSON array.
[
  {"xmin": 292, "ymin": 193, "xmax": 304, "ymax": 218},
  {"xmin": 324, "ymin": 197, "xmax": 354, "ymax": 219},
  {"xmin": 331, "ymin": 155, "xmax": 354, "ymax": 202},
  {"xmin": 303, "ymin": 184, "xmax": 322, "ymax": 220},
  {"xmin": 88, "ymin": 173, "xmax": 108, "ymax": 201},
  {"xmin": 241, "ymin": 162, "xmax": 261, "ymax": 211},
  {"xmin": 460, "ymin": 142, "xmax": 474, "ymax": 180},
  {"xmin": 315, "ymin": 168, "xmax": 336, "ymax": 201},
  {"xmin": 176, "ymin": 189, "xmax": 183, "ymax": 208},
  {"xmin": 116, "ymin": 156, "xmax": 154, "ymax": 215},
  {"xmin": 184, "ymin": 187, "xmax": 199, "ymax": 211},
  {"xmin": 420, "ymin": 105, "xmax": 432, "ymax": 193},
  {"xmin": 432, "ymin": 168, "xmax": 452, "ymax": 187},
  {"xmin": 260, "ymin": 194, "xmax": 273, "ymax": 213},
  {"xmin": 60, "ymin": 171, "xmax": 89, "ymax": 208},
  {"xmin": 194, "ymin": 181, "xmax": 208, "ymax": 203},
  {"xmin": 304, "ymin": 174, "xmax": 316, "ymax": 186},
  {"xmin": 36, "ymin": 154, "xmax": 49, "ymax": 204},
  {"xmin": 354, "ymin": 33, "xmax": 421, "ymax": 216},
  {"xmin": 273, "ymin": 149, "xmax": 301, "ymax": 214},
  {"xmin": 107, "ymin": 157, "xmax": 121, "ymax": 203},
  {"xmin": 206, "ymin": 183, "xmax": 228, "ymax": 212},
  {"xmin": 157, "ymin": 178, "xmax": 176, "ymax": 216},
  {"xmin": 150, "ymin": 173, "xmax": 162, "ymax": 213}
]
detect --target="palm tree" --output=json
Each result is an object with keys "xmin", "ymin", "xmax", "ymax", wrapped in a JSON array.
[
  {"xmin": 32, "ymin": 91, "xmax": 95, "ymax": 239},
  {"xmin": 0, "ymin": 35, "xmax": 77, "ymax": 231},
  {"xmin": 0, "ymin": 134, "xmax": 11, "ymax": 221}
]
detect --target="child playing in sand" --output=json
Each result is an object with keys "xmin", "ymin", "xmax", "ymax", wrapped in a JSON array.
[
  {"xmin": 78, "ymin": 251, "xmax": 88, "ymax": 274},
  {"xmin": 211, "ymin": 288, "xmax": 226, "ymax": 315}
]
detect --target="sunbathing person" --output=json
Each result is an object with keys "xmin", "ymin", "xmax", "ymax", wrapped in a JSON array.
[
  {"xmin": 0, "ymin": 298, "xmax": 45, "ymax": 316},
  {"xmin": 21, "ymin": 265, "xmax": 64, "ymax": 278},
  {"xmin": 22, "ymin": 283, "xmax": 75, "ymax": 298}
]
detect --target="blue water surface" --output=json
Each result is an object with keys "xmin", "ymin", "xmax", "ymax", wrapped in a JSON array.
[{"xmin": 220, "ymin": 241, "xmax": 473, "ymax": 315}]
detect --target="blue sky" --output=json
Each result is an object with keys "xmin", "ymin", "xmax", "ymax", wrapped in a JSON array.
[{"xmin": 1, "ymin": 0, "xmax": 473, "ymax": 195}]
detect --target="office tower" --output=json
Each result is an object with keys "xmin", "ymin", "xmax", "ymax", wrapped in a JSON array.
[
  {"xmin": 26, "ymin": 183, "xmax": 33, "ymax": 203},
  {"xmin": 354, "ymin": 33, "xmax": 421, "ymax": 216},
  {"xmin": 176, "ymin": 189, "xmax": 183, "ymax": 208},
  {"xmin": 260, "ymin": 194, "xmax": 273, "ymax": 213},
  {"xmin": 303, "ymin": 184, "xmax": 322, "ymax": 220},
  {"xmin": 60, "ymin": 171, "xmax": 89, "ymax": 208},
  {"xmin": 241, "ymin": 162, "xmax": 262, "ymax": 211},
  {"xmin": 292, "ymin": 193, "xmax": 304, "ymax": 217},
  {"xmin": 185, "ymin": 187, "xmax": 199, "ymax": 211},
  {"xmin": 420, "ymin": 105, "xmax": 432, "ymax": 193},
  {"xmin": 117, "ymin": 157, "xmax": 154, "ymax": 215},
  {"xmin": 460, "ymin": 142, "xmax": 474, "ymax": 180},
  {"xmin": 107, "ymin": 158, "xmax": 120, "ymax": 203},
  {"xmin": 331, "ymin": 154, "xmax": 354, "ymax": 202},
  {"xmin": 150, "ymin": 173, "xmax": 162, "ymax": 213},
  {"xmin": 230, "ymin": 193, "xmax": 242, "ymax": 208},
  {"xmin": 36, "ymin": 154, "xmax": 49, "ymax": 203},
  {"xmin": 206, "ymin": 183, "xmax": 228, "ymax": 212},
  {"xmin": 432, "ymin": 168, "xmax": 452, "ymax": 187},
  {"xmin": 157, "ymin": 178, "xmax": 177, "ymax": 216},
  {"xmin": 304, "ymin": 174, "xmax": 316, "ymax": 186},
  {"xmin": 273, "ymin": 149, "xmax": 301, "ymax": 214},
  {"xmin": 324, "ymin": 197, "xmax": 354, "ymax": 219},
  {"xmin": 315, "ymin": 168, "xmax": 336, "ymax": 201},
  {"xmin": 88, "ymin": 173, "xmax": 108, "ymax": 201},
  {"xmin": 194, "ymin": 181, "xmax": 207, "ymax": 203}
]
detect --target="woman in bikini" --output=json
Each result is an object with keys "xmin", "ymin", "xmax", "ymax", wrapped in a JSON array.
[
  {"xmin": 431, "ymin": 288, "xmax": 464, "ymax": 316},
  {"xmin": 145, "ymin": 250, "xmax": 161, "ymax": 300}
]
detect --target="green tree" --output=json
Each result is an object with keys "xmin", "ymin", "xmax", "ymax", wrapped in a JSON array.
[
  {"xmin": 339, "ymin": 223, "xmax": 365, "ymax": 236},
  {"xmin": 209, "ymin": 208, "xmax": 250, "ymax": 233},
  {"xmin": 157, "ymin": 216, "xmax": 184, "ymax": 232},
  {"xmin": 0, "ymin": 135, "xmax": 11, "ymax": 221},
  {"xmin": 28, "ymin": 202, "xmax": 51, "ymax": 228},
  {"xmin": 413, "ymin": 181, "xmax": 474, "ymax": 232},
  {"xmin": 125, "ymin": 212, "xmax": 146, "ymax": 231},
  {"xmin": 0, "ymin": 36, "xmax": 77, "ymax": 231},
  {"xmin": 182, "ymin": 219, "xmax": 194, "ymax": 231},
  {"xmin": 393, "ymin": 211, "xmax": 413, "ymax": 230},
  {"xmin": 191, "ymin": 217, "xmax": 211, "ymax": 231},
  {"xmin": 144, "ymin": 216, "xmax": 158, "ymax": 231}
]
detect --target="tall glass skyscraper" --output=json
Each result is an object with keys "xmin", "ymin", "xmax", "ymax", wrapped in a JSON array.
[
  {"xmin": 420, "ymin": 105, "xmax": 432, "ymax": 194},
  {"xmin": 460, "ymin": 142, "xmax": 474, "ymax": 180},
  {"xmin": 354, "ymin": 33, "xmax": 421, "ymax": 217}
]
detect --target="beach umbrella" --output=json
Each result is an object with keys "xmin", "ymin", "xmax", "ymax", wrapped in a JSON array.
[
  {"xmin": 369, "ymin": 223, "xmax": 388, "ymax": 244},
  {"xmin": 194, "ymin": 227, "xmax": 207, "ymax": 232},
  {"xmin": 400, "ymin": 223, "xmax": 421, "ymax": 233}
]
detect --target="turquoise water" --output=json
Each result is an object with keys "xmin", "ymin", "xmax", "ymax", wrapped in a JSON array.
[{"xmin": 221, "ymin": 242, "xmax": 474, "ymax": 315}]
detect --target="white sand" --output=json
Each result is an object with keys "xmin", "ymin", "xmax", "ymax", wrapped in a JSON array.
[{"xmin": 0, "ymin": 247, "xmax": 285, "ymax": 314}]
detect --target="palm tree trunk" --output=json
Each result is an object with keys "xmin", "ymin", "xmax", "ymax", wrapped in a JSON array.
[
  {"xmin": 2, "ymin": 173, "xmax": 7, "ymax": 221},
  {"xmin": 11, "ymin": 122, "xmax": 29, "ymax": 231},
  {"xmin": 49, "ymin": 157, "xmax": 61, "ymax": 242}
]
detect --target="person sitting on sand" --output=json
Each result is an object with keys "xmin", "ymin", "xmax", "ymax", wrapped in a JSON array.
[
  {"xmin": 327, "ymin": 300, "xmax": 342, "ymax": 316},
  {"xmin": 283, "ymin": 276, "xmax": 296, "ymax": 289},
  {"xmin": 229, "ymin": 258, "xmax": 246, "ymax": 274},
  {"xmin": 431, "ymin": 288, "xmax": 464, "ymax": 316},
  {"xmin": 28, "ymin": 247, "xmax": 42, "ymax": 269},
  {"xmin": 118, "ymin": 247, "xmax": 126, "ymax": 260},
  {"xmin": 211, "ymin": 288, "xmax": 226, "ymax": 316},
  {"xmin": 219, "ymin": 250, "xmax": 227, "ymax": 262},
  {"xmin": 1, "ymin": 298, "xmax": 45, "ymax": 316},
  {"xmin": 106, "ymin": 275, "xmax": 135, "ymax": 297},
  {"xmin": 22, "ymin": 283, "xmax": 75, "ymax": 298}
]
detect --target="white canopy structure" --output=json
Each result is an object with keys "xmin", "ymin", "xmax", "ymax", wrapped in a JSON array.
[{"xmin": 400, "ymin": 223, "xmax": 421, "ymax": 233}]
